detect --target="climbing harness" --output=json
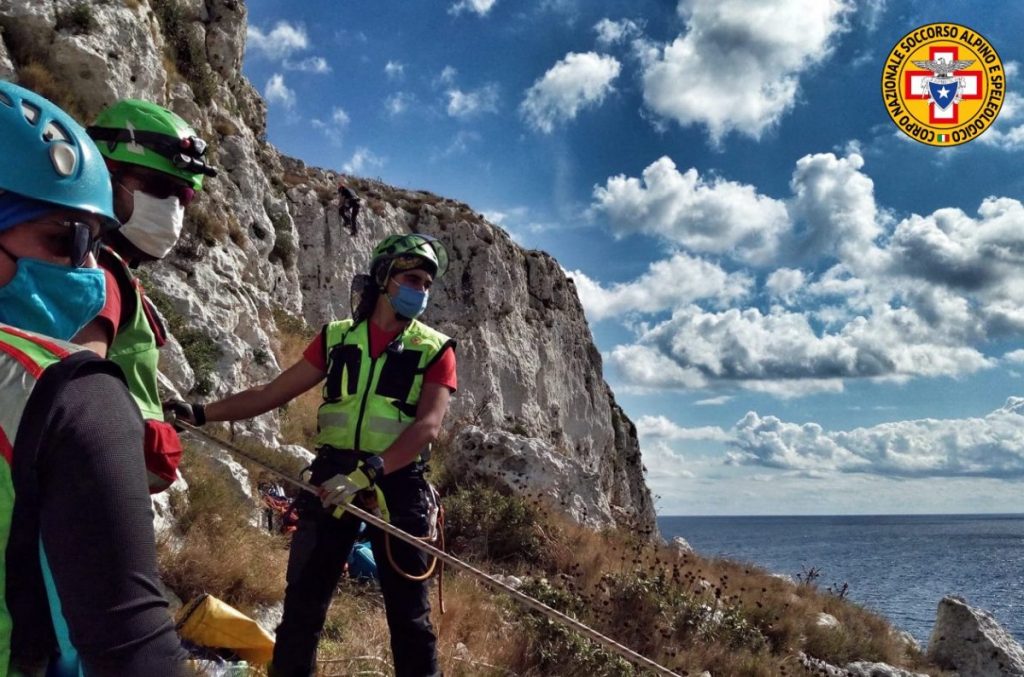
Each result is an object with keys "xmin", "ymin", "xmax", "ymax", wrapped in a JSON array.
[{"xmin": 178, "ymin": 422, "xmax": 682, "ymax": 677}]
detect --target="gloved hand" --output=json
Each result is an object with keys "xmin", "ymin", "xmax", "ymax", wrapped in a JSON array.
[
  {"xmin": 162, "ymin": 399, "xmax": 206, "ymax": 429},
  {"xmin": 318, "ymin": 456, "xmax": 389, "ymax": 521},
  {"xmin": 318, "ymin": 466, "xmax": 370, "ymax": 507}
]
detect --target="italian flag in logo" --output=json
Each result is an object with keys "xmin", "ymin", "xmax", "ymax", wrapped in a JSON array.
[{"xmin": 937, "ymin": 133, "xmax": 950, "ymax": 142}]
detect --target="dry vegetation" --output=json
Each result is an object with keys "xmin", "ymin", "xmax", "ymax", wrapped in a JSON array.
[
  {"xmin": 158, "ymin": 448, "xmax": 289, "ymax": 616},
  {"xmin": 270, "ymin": 305, "xmax": 321, "ymax": 446},
  {"xmin": 15, "ymin": 62, "xmax": 87, "ymax": 122},
  {"xmin": 160, "ymin": 407, "xmax": 953, "ymax": 676},
  {"xmin": 160, "ymin": 314, "xmax": 949, "ymax": 676}
]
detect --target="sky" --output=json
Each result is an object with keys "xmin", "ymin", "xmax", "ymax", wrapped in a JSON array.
[{"xmin": 242, "ymin": 1, "xmax": 1024, "ymax": 516}]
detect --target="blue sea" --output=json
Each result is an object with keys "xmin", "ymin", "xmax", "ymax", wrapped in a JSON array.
[{"xmin": 657, "ymin": 514, "xmax": 1024, "ymax": 646}]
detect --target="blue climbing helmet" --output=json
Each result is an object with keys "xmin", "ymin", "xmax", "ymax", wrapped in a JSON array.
[{"xmin": 0, "ymin": 80, "xmax": 119, "ymax": 229}]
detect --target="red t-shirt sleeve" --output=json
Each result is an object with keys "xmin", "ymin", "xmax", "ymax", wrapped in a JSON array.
[
  {"xmin": 302, "ymin": 331, "xmax": 327, "ymax": 371},
  {"xmin": 95, "ymin": 267, "xmax": 123, "ymax": 340},
  {"xmin": 424, "ymin": 345, "xmax": 457, "ymax": 392}
]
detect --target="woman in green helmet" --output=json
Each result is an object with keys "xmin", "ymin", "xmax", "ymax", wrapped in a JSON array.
[
  {"xmin": 167, "ymin": 233, "xmax": 456, "ymax": 677},
  {"xmin": 73, "ymin": 99, "xmax": 216, "ymax": 493}
]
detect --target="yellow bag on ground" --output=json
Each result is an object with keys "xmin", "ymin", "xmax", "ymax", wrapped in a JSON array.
[{"xmin": 176, "ymin": 593, "xmax": 275, "ymax": 665}]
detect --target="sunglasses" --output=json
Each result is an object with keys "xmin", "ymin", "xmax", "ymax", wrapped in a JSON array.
[
  {"xmin": 45, "ymin": 220, "xmax": 103, "ymax": 268},
  {"xmin": 118, "ymin": 172, "xmax": 196, "ymax": 207}
]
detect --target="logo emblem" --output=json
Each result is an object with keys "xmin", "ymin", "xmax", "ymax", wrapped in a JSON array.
[{"xmin": 882, "ymin": 23, "xmax": 1005, "ymax": 146}]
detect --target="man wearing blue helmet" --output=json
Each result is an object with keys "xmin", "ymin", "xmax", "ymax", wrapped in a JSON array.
[{"xmin": 0, "ymin": 81, "xmax": 185, "ymax": 675}]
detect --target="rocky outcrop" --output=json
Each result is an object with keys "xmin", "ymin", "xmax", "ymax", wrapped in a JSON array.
[
  {"xmin": 798, "ymin": 652, "xmax": 929, "ymax": 677},
  {"xmin": 0, "ymin": 0, "xmax": 655, "ymax": 534},
  {"xmin": 670, "ymin": 536, "xmax": 694, "ymax": 554},
  {"xmin": 926, "ymin": 596, "xmax": 1024, "ymax": 676},
  {"xmin": 451, "ymin": 426, "xmax": 616, "ymax": 529}
]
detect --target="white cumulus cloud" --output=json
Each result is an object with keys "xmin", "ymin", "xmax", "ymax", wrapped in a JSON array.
[
  {"xmin": 787, "ymin": 152, "xmax": 882, "ymax": 263},
  {"xmin": 521, "ymin": 52, "xmax": 621, "ymax": 133},
  {"xmin": 264, "ymin": 74, "xmax": 295, "ymax": 109},
  {"xmin": 311, "ymin": 107, "xmax": 350, "ymax": 139},
  {"xmin": 591, "ymin": 155, "xmax": 789, "ymax": 264},
  {"xmin": 569, "ymin": 251, "xmax": 751, "ymax": 322},
  {"xmin": 729, "ymin": 397, "xmax": 1024, "ymax": 478},
  {"xmin": 438, "ymin": 66, "xmax": 458, "ymax": 86},
  {"xmin": 585, "ymin": 151, "xmax": 1024, "ymax": 396},
  {"xmin": 385, "ymin": 92, "xmax": 414, "ymax": 116},
  {"xmin": 343, "ymin": 147, "xmax": 385, "ymax": 174},
  {"xmin": 637, "ymin": 415, "xmax": 732, "ymax": 442},
  {"xmin": 446, "ymin": 84, "xmax": 500, "ymax": 118},
  {"xmin": 594, "ymin": 18, "xmax": 642, "ymax": 47},
  {"xmin": 638, "ymin": 0, "xmax": 853, "ymax": 142},
  {"xmin": 248, "ymin": 21, "xmax": 309, "ymax": 60},
  {"xmin": 765, "ymin": 268, "xmax": 805, "ymax": 304},
  {"xmin": 283, "ymin": 56, "xmax": 330, "ymax": 74},
  {"xmin": 449, "ymin": 0, "xmax": 497, "ymax": 16},
  {"xmin": 640, "ymin": 440, "xmax": 697, "ymax": 480},
  {"xmin": 607, "ymin": 303, "xmax": 992, "ymax": 394}
]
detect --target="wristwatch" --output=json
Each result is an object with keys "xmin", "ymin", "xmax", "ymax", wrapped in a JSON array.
[{"xmin": 363, "ymin": 455, "xmax": 385, "ymax": 483}]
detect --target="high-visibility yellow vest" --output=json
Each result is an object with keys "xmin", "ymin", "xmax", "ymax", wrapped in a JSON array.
[{"xmin": 315, "ymin": 319, "xmax": 454, "ymax": 454}]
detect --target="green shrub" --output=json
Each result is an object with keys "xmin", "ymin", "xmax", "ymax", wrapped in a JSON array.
[
  {"xmin": 515, "ymin": 578, "xmax": 634, "ymax": 677},
  {"xmin": 151, "ymin": 0, "xmax": 217, "ymax": 105},
  {"xmin": 55, "ymin": 3, "xmax": 96, "ymax": 34},
  {"xmin": 140, "ymin": 278, "xmax": 222, "ymax": 396},
  {"xmin": 271, "ymin": 304, "xmax": 312, "ymax": 341},
  {"xmin": 443, "ymin": 484, "xmax": 545, "ymax": 565},
  {"xmin": 270, "ymin": 230, "xmax": 297, "ymax": 268}
]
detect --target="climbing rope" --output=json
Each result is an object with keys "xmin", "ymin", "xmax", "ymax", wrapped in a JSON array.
[
  {"xmin": 383, "ymin": 503, "xmax": 445, "ymax": 614},
  {"xmin": 178, "ymin": 422, "xmax": 682, "ymax": 677}
]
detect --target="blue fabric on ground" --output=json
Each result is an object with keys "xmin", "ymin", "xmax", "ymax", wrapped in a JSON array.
[{"xmin": 348, "ymin": 540, "xmax": 377, "ymax": 581}]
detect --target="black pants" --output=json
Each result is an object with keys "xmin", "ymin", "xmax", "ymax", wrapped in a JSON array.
[
  {"xmin": 270, "ymin": 450, "xmax": 439, "ymax": 677},
  {"xmin": 339, "ymin": 199, "xmax": 361, "ymax": 234}
]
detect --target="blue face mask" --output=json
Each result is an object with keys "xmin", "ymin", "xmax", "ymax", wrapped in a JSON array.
[
  {"xmin": 0, "ymin": 257, "xmax": 106, "ymax": 340},
  {"xmin": 388, "ymin": 283, "xmax": 429, "ymax": 320}
]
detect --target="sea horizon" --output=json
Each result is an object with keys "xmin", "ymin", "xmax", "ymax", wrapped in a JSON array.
[
  {"xmin": 657, "ymin": 513, "xmax": 1024, "ymax": 645},
  {"xmin": 658, "ymin": 511, "xmax": 1024, "ymax": 518}
]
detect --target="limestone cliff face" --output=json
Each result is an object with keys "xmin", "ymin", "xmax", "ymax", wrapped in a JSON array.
[{"xmin": 0, "ymin": 0, "xmax": 656, "ymax": 533}]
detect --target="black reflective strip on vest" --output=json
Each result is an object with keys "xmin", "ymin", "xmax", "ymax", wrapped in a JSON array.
[
  {"xmin": 422, "ymin": 338, "xmax": 457, "ymax": 373},
  {"xmin": 325, "ymin": 343, "xmax": 362, "ymax": 401},
  {"xmin": 375, "ymin": 348, "xmax": 423, "ymax": 402}
]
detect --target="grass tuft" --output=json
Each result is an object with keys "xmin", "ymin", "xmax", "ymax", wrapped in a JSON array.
[
  {"xmin": 158, "ymin": 448, "xmax": 288, "ymax": 615},
  {"xmin": 54, "ymin": 3, "xmax": 97, "ymax": 34}
]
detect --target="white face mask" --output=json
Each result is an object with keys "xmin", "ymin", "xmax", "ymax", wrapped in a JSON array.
[{"xmin": 120, "ymin": 190, "xmax": 185, "ymax": 258}]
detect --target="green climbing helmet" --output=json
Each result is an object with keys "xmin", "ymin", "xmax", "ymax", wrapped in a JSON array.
[
  {"xmin": 87, "ymin": 99, "xmax": 216, "ymax": 190},
  {"xmin": 370, "ymin": 233, "xmax": 449, "ymax": 282}
]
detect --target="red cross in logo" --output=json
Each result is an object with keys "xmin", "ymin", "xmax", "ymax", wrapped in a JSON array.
[{"xmin": 904, "ymin": 46, "xmax": 983, "ymax": 124}]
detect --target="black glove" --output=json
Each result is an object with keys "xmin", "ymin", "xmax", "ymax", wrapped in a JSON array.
[{"xmin": 162, "ymin": 399, "xmax": 206, "ymax": 429}]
